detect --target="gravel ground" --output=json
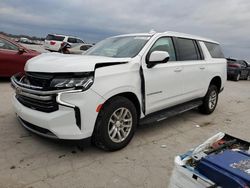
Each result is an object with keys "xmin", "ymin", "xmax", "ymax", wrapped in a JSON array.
[{"xmin": 0, "ymin": 79, "xmax": 249, "ymax": 188}]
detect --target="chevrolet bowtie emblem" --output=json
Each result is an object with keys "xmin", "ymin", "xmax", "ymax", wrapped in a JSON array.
[{"xmin": 16, "ymin": 87, "xmax": 22, "ymax": 95}]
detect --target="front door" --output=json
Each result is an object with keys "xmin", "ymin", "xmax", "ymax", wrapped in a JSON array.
[{"xmin": 142, "ymin": 37, "xmax": 184, "ymax": 114}]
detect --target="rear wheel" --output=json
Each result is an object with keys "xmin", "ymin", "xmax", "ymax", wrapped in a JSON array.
[
  {"xmin": 199, "ymin": 85, "xmax": 218, "ymax": 114},
  {"xmin": 92, "ymin": 96, "xmax": 137, "ymax": 151}
]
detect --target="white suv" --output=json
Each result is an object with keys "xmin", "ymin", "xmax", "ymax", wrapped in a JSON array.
[
  {"xmin": 44, "ymin": 34, "xmax": 84, "ymax": 52},
  {"xmin": 11, "ymin": 31, "xmax": 226, "ymax": 151}
]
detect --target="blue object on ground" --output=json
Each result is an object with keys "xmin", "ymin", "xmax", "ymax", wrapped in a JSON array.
[{"xmin": 196, "ymin": 150, "xmax": 250, "ymax": 188}]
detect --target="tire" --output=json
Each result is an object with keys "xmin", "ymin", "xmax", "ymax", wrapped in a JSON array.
[
  {"xmin": 199, "ymin": 85, "xmax": 218, "ymax": 114},
  {"xmin": 92, "ymin": 96, "xmax": 137, "ymax": 151},
  {"xmin": 233, "ymin": 73, "xmax": 240, "ymax": 81}
]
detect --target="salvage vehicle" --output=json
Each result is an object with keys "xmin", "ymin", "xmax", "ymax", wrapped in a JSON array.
[
  {"xmin": 11, "ymin": 31, "xmax": 226, "ymax": 151},
  {"xmin": 0, "ymin": 35, "xmax": 40, "ymax": 77},
  {"xmin": 227, "ymin": 58, "xmax": 250, "ymax": 81},
  {"xmin": 44, "ymin": 34, "xmax": 84, "ymax": 52},
  {"xmin": 19, "ymin": 37, "xmax": 33, "ymax": 44}
]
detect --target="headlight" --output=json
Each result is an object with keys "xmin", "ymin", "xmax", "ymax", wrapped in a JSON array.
[{"xmin": 50, "ymin": 76, "xmax": 94, "ymax": 90}]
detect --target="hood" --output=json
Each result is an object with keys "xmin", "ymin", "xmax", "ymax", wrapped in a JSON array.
[{"xmin": 25, "ymin": 53, "xmax": 131, "ymax": 73}]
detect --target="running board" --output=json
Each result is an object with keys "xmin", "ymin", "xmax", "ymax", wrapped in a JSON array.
[{"xmin": 139, "ymin": 100, "xmax": 203, "ymax": 125}]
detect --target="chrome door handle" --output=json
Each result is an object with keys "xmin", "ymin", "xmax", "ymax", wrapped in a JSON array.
[
  {"xmin": 174, "ymin": 68, "xmax": 182, "ymax": 72},
  {"xmin": 200, "ymin": 67, "xmax": 205, "ymax": 70}
]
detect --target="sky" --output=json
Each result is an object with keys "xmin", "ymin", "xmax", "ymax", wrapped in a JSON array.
[{"xmin": 0, "ymin": 0, "xmax": 250, "ymax": 60}]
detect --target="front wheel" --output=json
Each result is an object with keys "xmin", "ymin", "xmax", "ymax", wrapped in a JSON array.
[
  {"xmin": 92, "ymin": 96, "xmax": 137, "ymax": 151},
  {"xmin": 199, "ymin": 85, "xmax": 218, "ymax": 114}
]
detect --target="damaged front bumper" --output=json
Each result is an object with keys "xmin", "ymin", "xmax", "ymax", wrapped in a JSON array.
[{"xmin": 10, "ymin": 74, "xmax": 89, "ymax": 139}]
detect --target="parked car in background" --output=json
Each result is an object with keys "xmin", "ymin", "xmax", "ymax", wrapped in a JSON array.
[
  {"xmin": 44, "ymin": 34, "xmax": 84, "ymax": 52},
  {"xmin": 0, "ymin": 35, "xmax": 40, "ymax": 77},
  {"xmin": 58, "ymin": 42, "xmax": 93, "ymax": 54},
  {"xmin": 68, "ymin": 43, "xmax": 93, "ymax": 54},
  {"xmin": 227, "ymin": 58, "xmax": 250, "ymax": 81},
  {"xmin": 11, "ymin": 31, "xmax": 226, "ymax": 151},
  {"xmin": 19, "ymin": 37, "xmax": 33, "ymax": 44}
]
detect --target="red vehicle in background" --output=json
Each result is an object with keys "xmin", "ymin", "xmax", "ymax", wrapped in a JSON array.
[{"xmin": 0, "ymin": 35, "xmax": 40, "ymax": 77}]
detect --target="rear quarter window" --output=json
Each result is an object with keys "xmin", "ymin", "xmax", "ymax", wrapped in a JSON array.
[{"xmin": 204, "ymin": 42, "xmax": 224, "ymax": 58}]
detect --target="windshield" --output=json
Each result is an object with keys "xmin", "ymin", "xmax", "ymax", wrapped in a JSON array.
[{"xmin": 86, "ymin": 36, "xmax": 150, "ymax": 58}]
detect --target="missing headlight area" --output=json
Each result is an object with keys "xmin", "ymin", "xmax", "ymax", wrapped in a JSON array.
[{"xmin": 12, "ymin": 71, "xmax": 94, "ymax": 91}]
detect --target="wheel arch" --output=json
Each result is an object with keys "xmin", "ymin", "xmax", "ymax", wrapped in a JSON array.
[
  {"xmin": 92, "ymin": 91, "xmax": 141, "ymax": 150},
  {"xmin": 209, "ymin": 76, "xmax": 222, "ymax": 92},
  {"xmin": 102, "ymin": 92, "xmax": 141, "ymax": 119}
]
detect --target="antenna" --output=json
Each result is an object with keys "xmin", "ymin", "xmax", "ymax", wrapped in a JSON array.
[{"xmin": 149, "ymin": 29, "xmax": 156, "ymax": 34}]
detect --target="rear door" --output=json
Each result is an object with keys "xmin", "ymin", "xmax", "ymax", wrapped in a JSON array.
[
  {"xmin": 173, "ymin": 38, "xmax": 206, "ymax": 100},
  {"xmin": 67, "ymin": 37, "xmax": 80, "ymax": 48}
]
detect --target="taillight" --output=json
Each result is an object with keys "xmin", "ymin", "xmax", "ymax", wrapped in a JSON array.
[
  {"xmin": 228, "ymin": 64, "xmax": 240, "ymax": 68},
  {"xmin": 50, "ymin": 41, "xmax": 56, "ymax": 45}
]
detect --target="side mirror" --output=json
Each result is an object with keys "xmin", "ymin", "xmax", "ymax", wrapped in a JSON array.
[
  {"xmin": 147, "ymin": 51, "xmax": 170, "ymax": 68},
  {"xmin": 18, "ymin": 48, "xmax": 26, "ymax": 54}
]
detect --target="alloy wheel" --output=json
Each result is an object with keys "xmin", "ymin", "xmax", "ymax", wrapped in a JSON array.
[
  {"xmin": 208, "ymin": 90, "xmax": 217, "ymax": 110},
  {"xmin": 108, "ymin": 107, "xmax": 133, "ymax": 143}
]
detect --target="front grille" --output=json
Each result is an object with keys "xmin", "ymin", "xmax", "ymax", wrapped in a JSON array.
[{"xmin": 16, "ymin": 94, "xmax": 58, "ymax": 113}]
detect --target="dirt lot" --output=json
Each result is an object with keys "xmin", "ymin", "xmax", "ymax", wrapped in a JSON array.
[{"xmin": 0, "ymin": 79, "xmax": 249, "ymax": 188}]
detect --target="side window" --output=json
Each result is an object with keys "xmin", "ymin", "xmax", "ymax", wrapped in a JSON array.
[
  {"xmin": 67, "ymin": 37, "xmax": 77, "ymax": 43},
  {"xmin": 204, "ymin": 42, "xmax": 224, "ymax": 58},
  {"xmin": 76, "ymin": 39, "xmax": 84, "ymax": 43},
  {"xmin": 149, "ymin": 37, "xmax": 176, "ymax": 61},
  {"xmin": 80, "ymin": 45, "xmax": 92, "ymax": 51},
  {"xmin": 0, "ymin": 39, "xmax": 19, "ymax": 51},
  {"xmin": 176, "ymin": 38, "xmax": 199, "ymax": 61}
]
